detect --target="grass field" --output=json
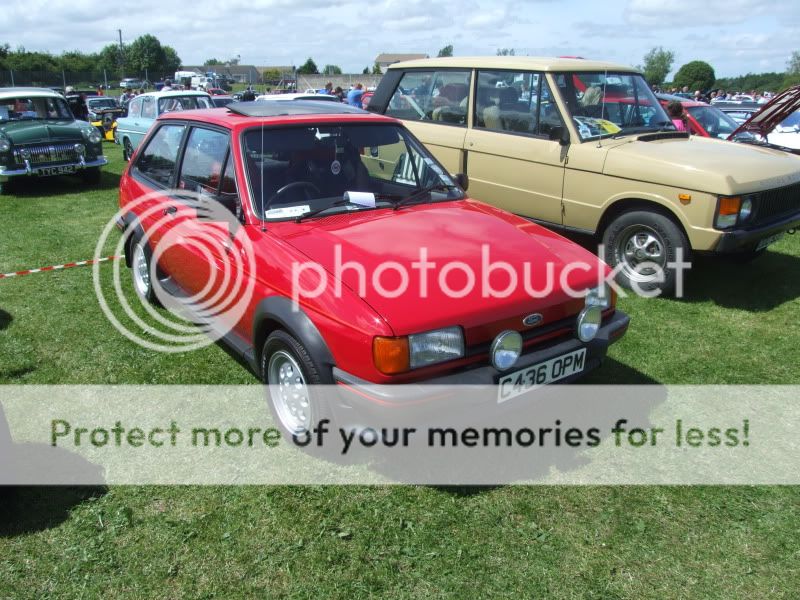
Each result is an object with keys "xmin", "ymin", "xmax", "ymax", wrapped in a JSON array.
[{"xmin": 1, "ymin": 148, "xmax": 799, "ymax": 598}]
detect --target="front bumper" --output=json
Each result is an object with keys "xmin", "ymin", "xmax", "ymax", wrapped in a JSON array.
[
  {"xmin": 714, "ymin": 212, "xmax": 800, "ymax": 252},
  {"xmin": 0, "ymin": 157, "xmax": 108, "ymax": 182},
  {"xmin": 330, "ymin": 309, "xmax": 630, "ymax": 422}
]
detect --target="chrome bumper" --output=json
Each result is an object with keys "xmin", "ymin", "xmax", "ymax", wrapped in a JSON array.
[{"xmin": 0, "ymin": 157, "xmax": 108, "ymax": 181}]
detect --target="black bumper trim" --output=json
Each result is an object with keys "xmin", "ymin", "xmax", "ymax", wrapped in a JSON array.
[{"xmin": 715, "ymin": 213, "xmax": 800, "ymax": 252}]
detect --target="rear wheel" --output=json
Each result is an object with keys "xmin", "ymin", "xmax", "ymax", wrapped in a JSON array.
[
  {"xmin": 602, "ymin": 210, "xmax": 690, "ymax": 296},
  {"xmin": 129, "ymin": 234, "xmax": 162, "ymax": 305},
  {"xmin": 123, "ymin": 138, "xmax": 134, "ymax": 162}
]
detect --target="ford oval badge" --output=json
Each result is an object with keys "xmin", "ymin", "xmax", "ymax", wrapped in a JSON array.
[{"xmin": 523, "ymin": 313, "xmax": 543, "ymax": 327}]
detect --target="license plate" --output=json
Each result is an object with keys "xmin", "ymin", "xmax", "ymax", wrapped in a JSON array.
[
  {"xmin": 497, "ymin": 348, "xmax": 587, "ymax": 404},
  {"xmin": 756, "ymin": 233, "xmax": 784, "ymax": 252},
  {"xmin": 35, "ymin": 165, "xmax": 76, "ymax": 176}
]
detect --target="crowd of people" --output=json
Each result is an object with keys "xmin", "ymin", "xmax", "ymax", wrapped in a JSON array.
[{"xmin": 653, "ymin": 84, "xmax": 773, "ymax": 105}]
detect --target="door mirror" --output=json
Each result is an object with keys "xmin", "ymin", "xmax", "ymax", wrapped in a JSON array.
[
  {"xmin": 196, "ymin": 191, "xmax": 240, "ymax": 222},
  {"xmin": 548, "ymin": 125, "xmax": 570, "ymax": 145},
  {"xmin": 454, "ymin": 172, "xmax": 469, "ymax": 191}
]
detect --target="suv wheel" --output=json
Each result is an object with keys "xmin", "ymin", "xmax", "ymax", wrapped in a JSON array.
[
  {"xmin": 602, "ymin": 210, "xmax": 690, "ymax": 296},
  {"xmin": 262, "ymin": 330, "xmax": 330, "ymax": 437}
]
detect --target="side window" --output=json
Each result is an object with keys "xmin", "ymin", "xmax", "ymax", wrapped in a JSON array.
[
  {"xmin": 134, "ymin": 124, "xmax": 186, "ymax": 187},
  {"xmin": 537, "ymin": 78, "xmax": 565, "ymax": 139},
  {"xmin": 220, "ymin": 153, "xmax": 238, "ymax": 195},
  {"xmin": 474, "ymin": 70, "xmax": 540, "ymax": 135},
  {"xmin": 178, "ymin": 127, "xmax": 230, "ymax": 194},
  {"xmin": 141, "ymin": 96, "xmax": 155, "ymax": 119},
  {"xmin": 128, "ymin": 98, "xmax": 141, "ymax": 118},
  {"xmin": 386, "ymin": 70, "xmax": 471, "ymax": 126}
]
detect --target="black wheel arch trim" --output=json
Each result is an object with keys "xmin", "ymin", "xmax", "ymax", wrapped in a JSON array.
[{"xmin": 253, "ymin": 296, "xmax": 336, "ymax": 382}]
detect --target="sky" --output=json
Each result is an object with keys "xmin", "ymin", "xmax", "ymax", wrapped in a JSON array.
[{"xmin": 0, "ymin": 0, "xmax": 798, "ymax": 78}]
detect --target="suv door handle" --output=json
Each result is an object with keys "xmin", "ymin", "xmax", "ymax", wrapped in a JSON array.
[{"xmin": 163, "ymin": 206, "xmax": 177, "ymax": 215}]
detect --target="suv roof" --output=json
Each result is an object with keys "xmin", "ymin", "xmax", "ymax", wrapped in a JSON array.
[{"xmin": 387, "ymin": 56, "xmax": 639, "ymax": 73}]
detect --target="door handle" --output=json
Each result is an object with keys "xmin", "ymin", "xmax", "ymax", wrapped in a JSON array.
[{"xmin": 163, "ymin": 206, "xmax": 177, "ymax": 215}]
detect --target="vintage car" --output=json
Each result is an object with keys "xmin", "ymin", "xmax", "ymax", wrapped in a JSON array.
[
  {"xmin": 254, "ymin": 92, "xmax": 340, "ymax": 103},
  {"xmin": 117, "ymin": 101, "xmax": 628, "ymax": 434},
  {"xmin": 656, "ymin": 94, "xmax": 750, "ymax": 141},
  {"xmin": 114, "ymin": 90, "xmax": 213, "ymax": 160},
  {"xmin": 367, "ymin": 57, "xmax": 800, "ymax": 293},
  {"xmin": 84, "ymin": 95, "xmax": 124, "ymax": 142},
  {"xmin": 0, "ymin": 87, "xmax": 107, "ymax": 194},
  {"xmin": 729, "ymin": 85, "xmax": 800, "ymax": 153},
  {"xmin": 211, "ymin": 95, "xmax": 235, "ymax": 108}
]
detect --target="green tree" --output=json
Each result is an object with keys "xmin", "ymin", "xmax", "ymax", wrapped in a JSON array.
[
  {"xmin": 260, "ymin": 68, "xmax": 282, "ymax": 84},
  {"xmin": 323, "ymin": 64, "xmax": 342, "ymax": 75},
  {"xmin": 204, "ymin": 58, "xmax": 223, "ymax": 66},
  {"xmin": 496, "ymin": 48, "xmax": 515, "ymax": 56},
  {"xmin": 639, "ymin": 46, "xmax": 674, "ymax": 87},
  {"xmin": 787, "ymin": 51, "xmax": 800, "ymax": 75},
  {"xmin": 58, "ymin": 50, "xmax": 98, "ymax": 73},
  {"xmin": 371, "ymin": 62, "xmax": 382, "ymax": 75},
  {"xmin": 97, "ymin": 43, "xmax": 126, "ymax": 76},
  {"xmin": 362, "ymin": 66, "xmax": 370, "ymax": 75},
  {"xmin": 437, "ymin": 44, "xmax": 453, "ymax": 58},
  {"xmin": 673, "ymin": 60, "xmax": 716, "ymax": 92},
  {"xmin": 162, "ymin": 46, "xmax": 181, "ymax": 76},
  {"xmin": 297, "ymin": 57, "xmax": 319, "ymax": 74},
  {"xmin": 0, "ymin": 43, "xmax": 10, "ymax": 69},
  {"xmin": 126, "ymin": 34, "xmax": 165, "ymax": 76}
]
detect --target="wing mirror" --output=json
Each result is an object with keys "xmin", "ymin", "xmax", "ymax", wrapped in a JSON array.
[
  {"xmin": 454, "ymin": 172, "xmax": 469, "ymax": 191},
  {"xmin": 548, "ymin": 125, "xmax": 570, "ymax": 146}
]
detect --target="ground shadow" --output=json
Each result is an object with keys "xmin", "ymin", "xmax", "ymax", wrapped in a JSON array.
[
  {"xmin": 0, "ymin": 309, "xmax": 11, "ymax": 331},
  {"xmin": 0, "ymin": 486, "xmax": 107, "ymax": 537},
  {"xmin": 581, "ymin": 358, "xmax": 660, "ymax": 385},
  {"xmin": 4, "ymin": 167, "xmax": 120, "ymax": 198}
]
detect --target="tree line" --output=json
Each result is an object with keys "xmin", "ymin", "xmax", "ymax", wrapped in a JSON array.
[{"xmin": 0, "ymin": 35, "xmax": 181, "ymax": 81}]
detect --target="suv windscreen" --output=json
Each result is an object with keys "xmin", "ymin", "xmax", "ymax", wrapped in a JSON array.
[
  {"xmin": 554, "ymin": 72, "xmax": 673, "ymax": 140},
  {"xmin": 243, "ymin": 124, "xmax": 463, "ymax": 221},
  {"xmin": 0, "ymin": 96, "xmax": 73, "ymax": 121}
]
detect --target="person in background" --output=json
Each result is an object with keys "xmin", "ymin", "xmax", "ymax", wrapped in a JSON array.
[
  {"xmin": 347, "ymin": 83, "xmax": 364, "ymax": 107},
  {"xmin": 666, "ymin": 100, "xmax": 690, "ymax": 132},
  {"xmin": 96, "ymin": 86, "xmax": 104, "ymax": 96},
  {"xmin": 241, "ymin": 86, "xmax": 256, "ymax": 102},
  {"xmin": 318, "ymin": 82, "xmax": 333, "ymax": 95},
  {"xmin": 334, "ymin": 86, "xmax": 345, "ymax": 102},
  {"xmin": 161, "ymin": 79, "xmax": 173, "ymax": 92}
]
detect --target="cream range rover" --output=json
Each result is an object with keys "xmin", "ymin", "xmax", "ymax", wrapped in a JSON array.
[{"xmin": 366, "ymin": 56, "xmax": 800, "ymax": 294}]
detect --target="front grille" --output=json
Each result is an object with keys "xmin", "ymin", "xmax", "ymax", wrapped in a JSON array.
[
  {"xmin": 753, "ymin": 182, "xmax": 800, "ymax": 227},
  {"xmin": 13, "ymin": 143, "xmax": 80, "ymax": 166}
]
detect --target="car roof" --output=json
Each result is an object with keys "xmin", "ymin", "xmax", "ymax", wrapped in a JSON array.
[
  {"xmin": 387, "ymin": 55, "xmax": 639, "ymax": 73},
  {"xmin": 656, "ymin": 93, "xmax": 705, "ymax": 107},
  {"xmin": 255, "ymin": 93, "xmax": 338, "ymax": 102},
  {"xmin": 137, "ymin": 90, "xmax": 211, "ymax": 99},
  {"xmin": 0, "ymin": 87, "xmax": 64, "ymax": 100},
  {"xmin": 155, "ymin": 102, "xmax": 397, "ymax": 130}
]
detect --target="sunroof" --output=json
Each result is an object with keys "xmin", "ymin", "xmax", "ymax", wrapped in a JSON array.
[{"xmin": 227, "ymin": 100, "xmax": 365, "ymax": 117}]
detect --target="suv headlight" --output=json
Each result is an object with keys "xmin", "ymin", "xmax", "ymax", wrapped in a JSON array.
[
  {"xmin": 82, "ymin": 127, "xmax": 102, "ymax": 144},
  {"xmin": 715, "ymin": 195, "xmax": 755, "ymax": 229},
  {"xmin": 585, "ymin": 283, "xmax": 612, "ymax": 310},
  {"xmin": 373, "ymin": 326, "xmax": 465, "ymax": 374}
]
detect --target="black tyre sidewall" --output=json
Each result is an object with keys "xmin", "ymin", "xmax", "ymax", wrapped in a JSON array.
[{"xmin": 602, "ymin": 210, "xmax": 689, "ymax": 296}]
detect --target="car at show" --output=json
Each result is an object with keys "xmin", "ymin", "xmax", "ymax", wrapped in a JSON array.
[
  {"xmin": 120, "ymin": 78, "xmax": 144, "ymax": 89},
  {"xmin": 117, "ymin": 100, "xmax": 629, "ymax": 434},
  {"xmin": 0, "ymin": 87, "xmax": 107, "ymax": 194},
  {"xmin": 656, "ymin": 94, "xmax": 751, "ymax": 141},
  {"xmin": 728, "ymin": 85, "xmax": 800, "ymax": 153},
  {"xmin": 211, "ymin": 95, "xmax": 235, "ymax": 108},
  {"xmin": 85, "ymin": 95, "xmax": 124, "ymax": 142},
  {"xmin": 367, "ymin": 57, "xmax": 800, "ymax": 292},
  {"xmin": 254, "ymin": 92, "xmax": 340, "ymax": 103},
  {"xmin": 114, "ymin": 89, "xmax": 213, "ymax": 160},
  {"xmin": 712, "ymin": 101, "xmax": 762, "ymax": 124}
]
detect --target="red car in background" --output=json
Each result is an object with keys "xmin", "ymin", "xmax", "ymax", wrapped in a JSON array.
[
  {"xmin": 656, "ymin": 93, "xmax": 744, "ymax": 140},
  {"xmin": 117, "ymin": 101, "xmax": 628, "ymax": 435}
]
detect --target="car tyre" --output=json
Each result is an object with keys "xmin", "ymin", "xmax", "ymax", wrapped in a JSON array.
[
  {"xmin": 262, "ymin": 330, "xmax": 334, "ymax": 442},
  {"xmin": 602, "ymin": 210, "xmax": 690, "ymax": 296},
  {"xmin": 123, "ymin": 138, "xmax": 134, "ymax": 162},
  {"xmin": 129, "ymin": 234, "xmax": 162, "ymax": 306}
]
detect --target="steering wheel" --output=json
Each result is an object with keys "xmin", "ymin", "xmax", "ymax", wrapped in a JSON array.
[{"xmin": 265, "ymin": 181, "xmax": 320, "ymax": 208}]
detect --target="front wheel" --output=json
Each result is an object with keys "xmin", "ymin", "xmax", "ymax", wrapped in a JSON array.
[
  {"xmin": 262, "ymin": 330, "xmax": 330, "ymax": 438},
  {"xmin": 129, "ymin": 235, "xmax": 162, "ymax": 305},
  {"xmin": 602, "ymin": 210, "xmax": 690, "ymax": 296},
  {"xmin": 123, "ymin": 138, "xmax": 134, "ymax": 162}
]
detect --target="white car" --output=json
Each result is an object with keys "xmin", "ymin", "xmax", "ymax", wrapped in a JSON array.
[{"xmin": 255, "ymin": 93, "xmax": 340, "ymax": 103}]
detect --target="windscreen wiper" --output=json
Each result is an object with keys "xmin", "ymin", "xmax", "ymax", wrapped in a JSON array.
[
  {"xmin": 392, "ymin": 183, "xmax": 455, "ymax": 211},
  {"xmin": 294, "ymin": 198, "xmax": 352, "ymax": 223}
]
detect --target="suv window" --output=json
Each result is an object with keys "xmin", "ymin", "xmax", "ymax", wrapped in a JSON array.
[
  {"xmin": 134, "ymin": 124, "xmax": 186, "ymax": 187},
  {"xmin": 178, "ymin": 127, "xmax": 230, "ymax": 194},
  {"xmin": 386, "ymin": 70, "xmax": 471, "ymax": 126},
  {"xmin": 473, "ymin": 70, "xmax": 563, "ymax": 137}
]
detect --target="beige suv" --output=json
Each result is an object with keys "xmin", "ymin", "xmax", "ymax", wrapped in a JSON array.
[{"xmin": 367, "ymin": 57, "xmax": 800, "ymax": 293}]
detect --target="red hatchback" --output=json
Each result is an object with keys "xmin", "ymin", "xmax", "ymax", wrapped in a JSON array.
[{"xmin": 117, "ymin": 101, "xmax": 629, "ymax": 434}]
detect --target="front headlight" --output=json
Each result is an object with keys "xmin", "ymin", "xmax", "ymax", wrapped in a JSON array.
[
  {"xmin": 0, "ymin": 137, "xmax": 10, "ymax": 153},
  {"xmin": 576, "ymin": 306, "xmax": 602, "ymax": 342},
  {"xmin": 83, "ymin": 127, "xmax": 102, "ymax": 144},
  {"xmin": 585, "ymin": 283, "xmax": 612, "ymax": 310},
  {"xmin": 715, "ymin": 195, "xmax": 755, "ymax": 229},
  {"xmin": 490, "ymin": 330, "xmax": 523, "ymax": 371},
  {"xmin": 373, "ymin": 326, "xmax": 465, "ymax": 374}
]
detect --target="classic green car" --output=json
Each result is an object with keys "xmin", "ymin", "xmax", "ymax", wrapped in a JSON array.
[{"xmin": 0, "ymin": 87, "xmax": 108, "ymax": 194}]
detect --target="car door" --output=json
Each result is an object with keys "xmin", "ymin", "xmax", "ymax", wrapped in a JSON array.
[
  {"xmin": 383, "ymin": 68, "xmax": 471, "ymax": 175},
  {"xmin": 462, "ymin": 70, "xmax": 567, "ymax": 226},
  {"xmin": 129, "ymin": 95, "xmax": 156, "ymax": 150}
]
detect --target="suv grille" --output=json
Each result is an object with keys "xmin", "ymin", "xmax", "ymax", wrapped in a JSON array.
[
  {"xmin": 13, "ymin": 143, "xmax": 80, "ymax": 166},
  {"xmin": 753, "ymin": 182, "xmax": 800, "ymax": 227}
]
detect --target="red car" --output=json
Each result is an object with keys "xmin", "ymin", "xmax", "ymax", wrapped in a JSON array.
[
  {"xmin": 656, "ymin": 94, "xmax": 744, "ymax": 140},
  {"xmin": 117, "ymin": 101, "xmax": 628, "ymax": 434},
  {"xmin": 205, "ymin": 87, "xmax": 228, "ymax": 96}
]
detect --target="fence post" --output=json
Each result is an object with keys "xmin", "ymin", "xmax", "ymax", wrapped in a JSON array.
[
  {"xmin": 104, "ymin": 70, "xmax": 108, "ymax": 90},
  {"xmin": 10, "ymin": 70, "xmax": 14, "ymax": 86},
  {"xmin": 62, "ymin": 70, "xmax": 67, "ymax": 89}
]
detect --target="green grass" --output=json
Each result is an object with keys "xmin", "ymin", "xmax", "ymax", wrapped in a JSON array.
[{"xmin": 1, "ymin": 148, "xmax": 799, "ymax": 598}]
